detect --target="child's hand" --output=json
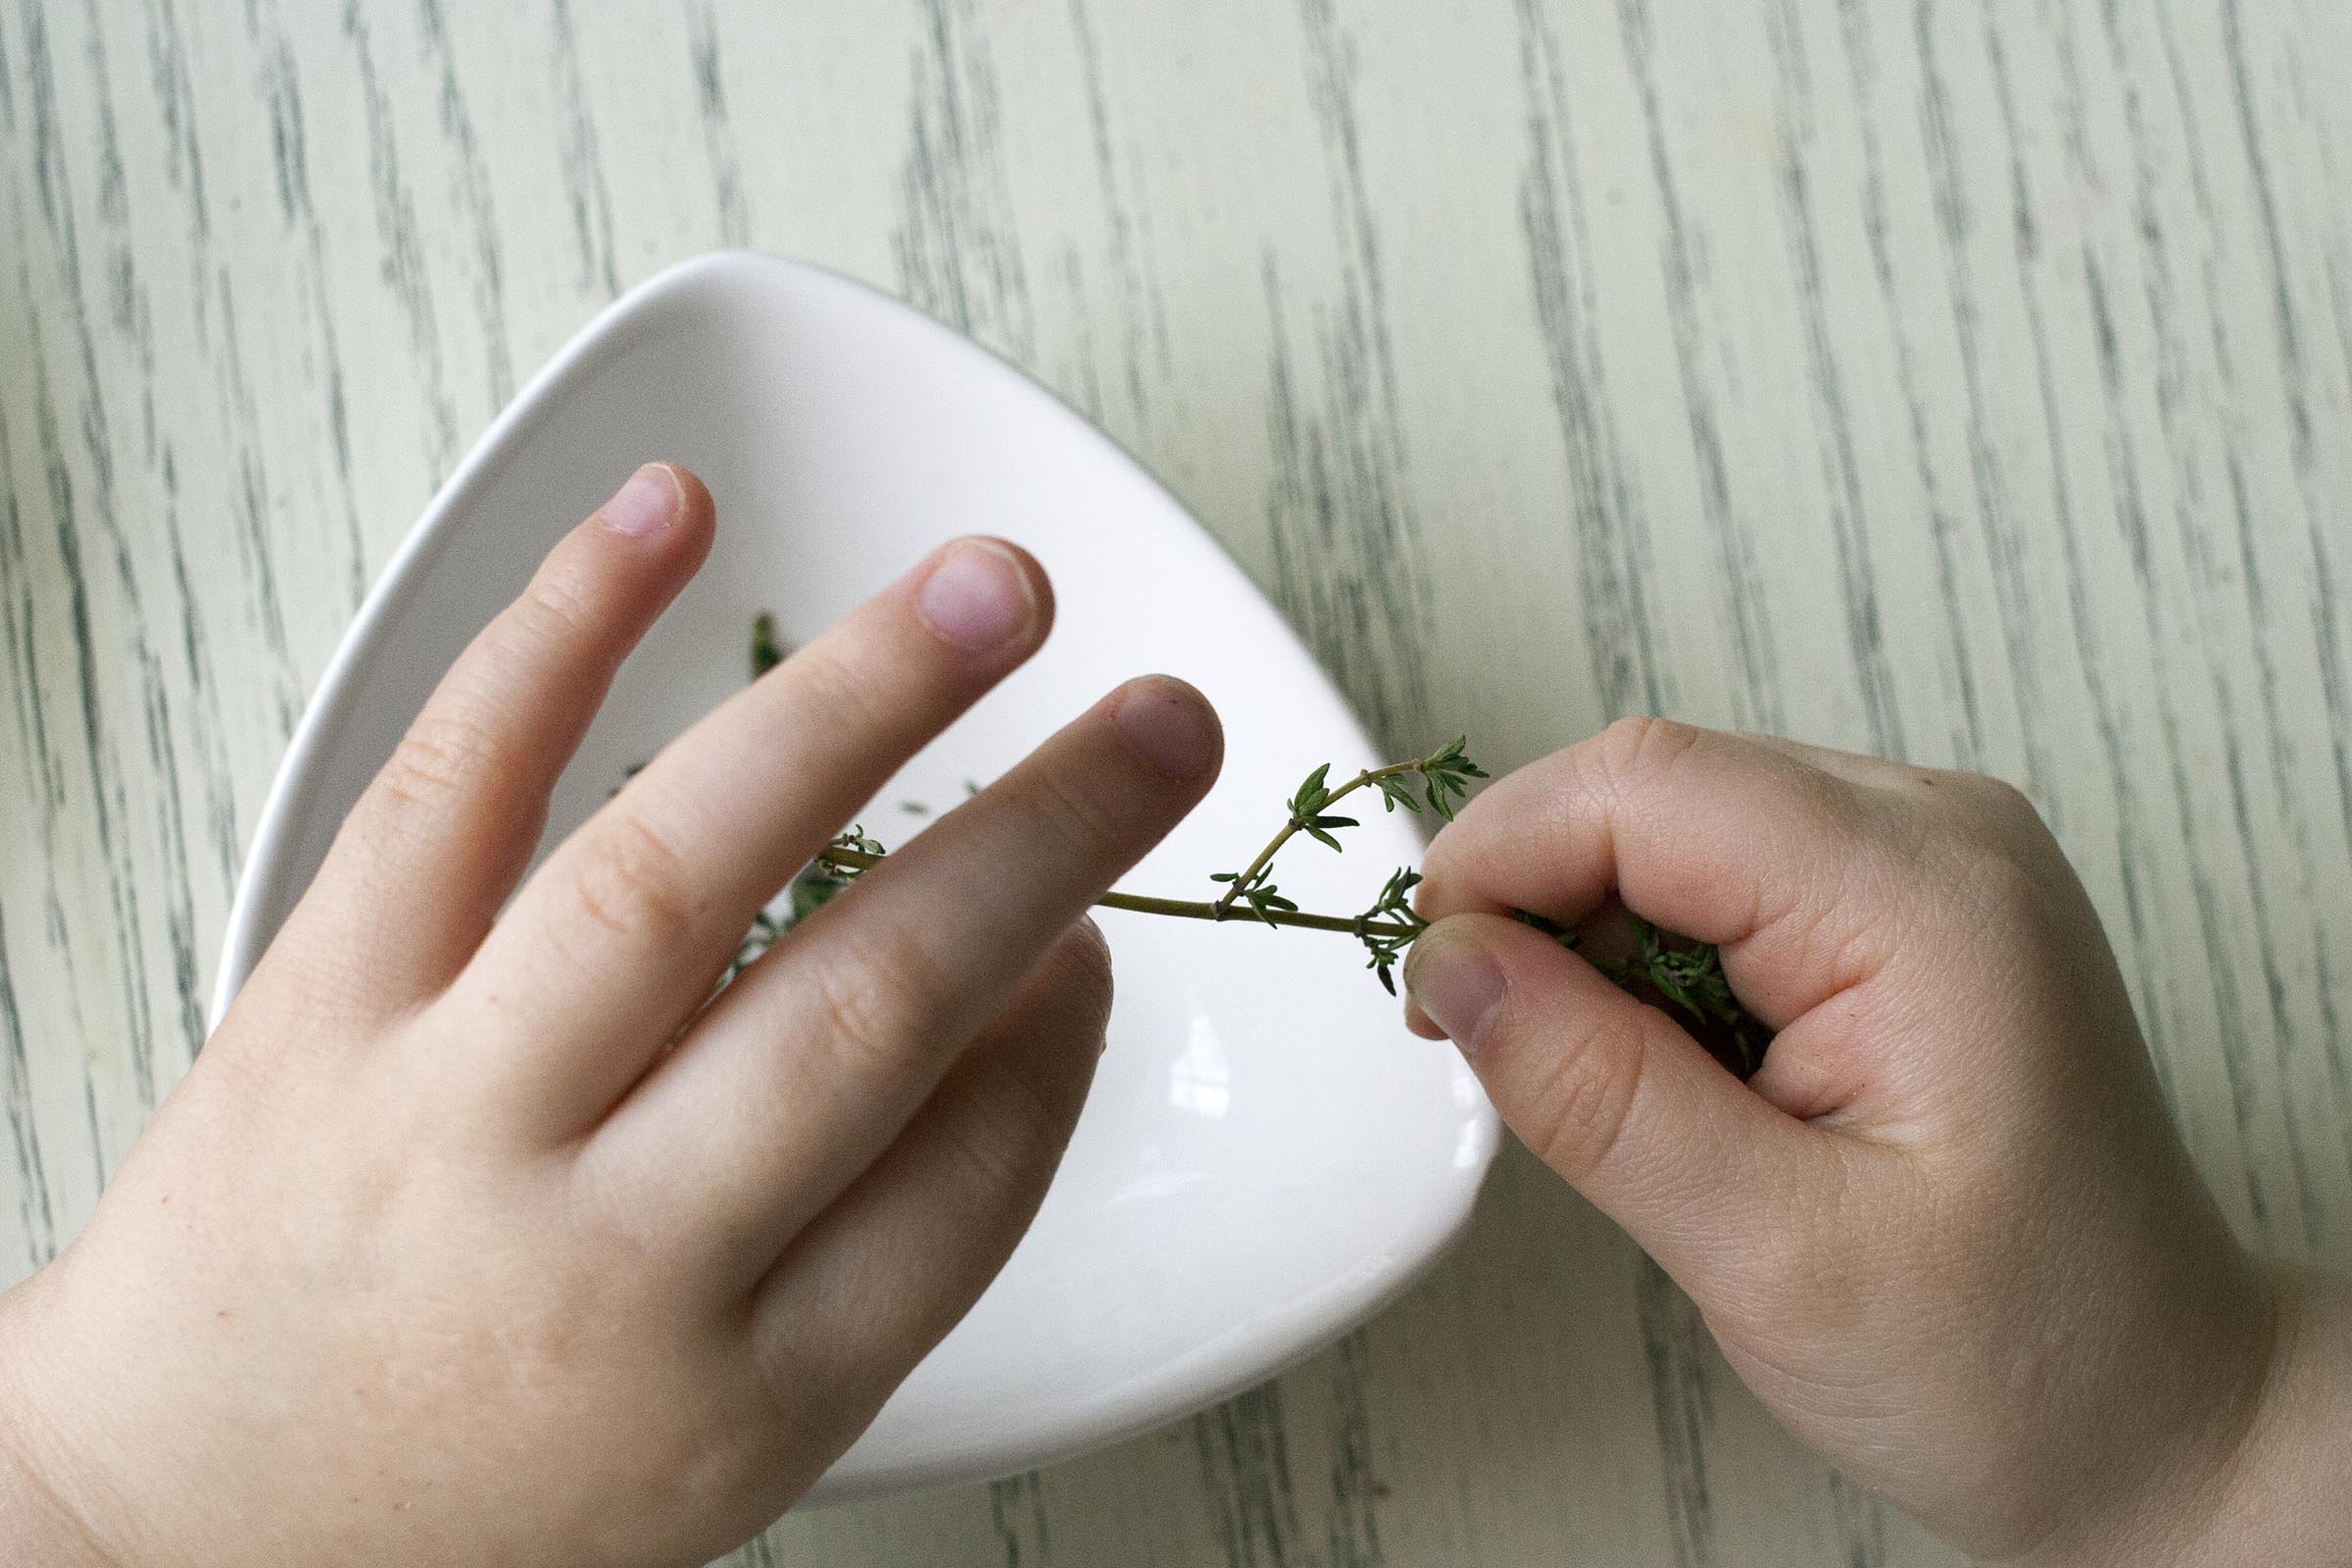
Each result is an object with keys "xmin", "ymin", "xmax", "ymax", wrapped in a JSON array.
[
  {"xmin": 1403, "ymin": 718, "xmax": 2351, "ymax": 1566},
  {"xmin": 0, "ymin": 465, "xmax": 1223, "ymax": 1567}
]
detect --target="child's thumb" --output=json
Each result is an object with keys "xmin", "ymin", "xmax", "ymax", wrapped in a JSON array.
[{"xmin": 1404, "ymin": 911, "xmax": 1833, "ymax": 1290}]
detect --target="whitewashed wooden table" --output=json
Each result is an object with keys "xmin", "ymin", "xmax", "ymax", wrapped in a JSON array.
[{"xmin": 5, "ymin": 2, "xmax": 2349, "ymax": 1563}]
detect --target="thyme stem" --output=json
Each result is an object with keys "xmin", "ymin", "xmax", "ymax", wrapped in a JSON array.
[
  {"xmin": 1208, "ymin": 760, "xmax": 1427, "ymax": 918},
  {"xmin": 808, "ymin": 847, "xmax": 1420, "ymax": 938},
  {"xmin": 721, "ymin": 616, "xmax": 1764, "ymax": 1074}
]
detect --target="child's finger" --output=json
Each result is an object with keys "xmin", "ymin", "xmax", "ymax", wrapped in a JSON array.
[
  {"xmin": 437, "ymin": 536, "xmax": 1053, "ymax": 1139},
  {"xmin": 282, "ymin": 465, "xmax": 712, "ymax": 1012},
  {"xmin": 1415, "ymin": 718, "xmax": 1917, "ymax": 1029},
  {"xmin": 594, "ymin": 676, "xmax": 1220, "ymax": 1278},
  {"xmin": 745, "ymin": 920, "xmax": 1108, "ymax": 1446},
  {"xmin": 1402, "ymin": 910, "xmax": 1839, "ymax": 1294}
]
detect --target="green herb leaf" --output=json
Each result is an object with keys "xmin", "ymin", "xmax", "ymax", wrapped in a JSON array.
[
  {"xmin": 790, "ymin": 872, "xmax": 845, "ymax": 922},
  {"xmin": 1511, "ymin": 908, "xmax": 1578, "ymax": 949},
  {"xmin": 752, "ymin": 613, "xmax": 786, "ymax": 679},
  {"xmin": 1303, "ymin": 813, "xmax": 1358, "ymax": 851}
]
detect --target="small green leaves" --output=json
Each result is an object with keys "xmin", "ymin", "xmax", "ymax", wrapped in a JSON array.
[
  {"xmin": 752, "ymin": 613, "xmax": 787, "ymax": 679},
  {"xmin": 1356, "ymin": 866, "xmax": 1429, "ymax": 994},
  {"xmin": 682, "ymin": 637, "xmax": 1773, "ymax": 1070},
  {"xmin": 1301, "ymin": 814, "xmax": 1358, "ymax": 851},
  {"xmin": 1240, "ymin": 882, "xmax": 1298, "ymax": 927},
  {"xmin": 789, "ymin": 872, "xmax": 844, "ymax": 922},
  {"xmin": 1617, "ymin": 915, "xmax": 1770, "ymax": 1075},
  {"xmin": 1216, "ymin": 742, "xmax": 1494, "ymax": 916},
  {"xmin": 828, "ymin": 825, "xmax": 885, "ymax": 861},
  {"xmin": 1358, "ymin": 865, "xmax": 1424, "ymax": 920},
  {"xmin": 1511, "ymin": 907, "xmax": 1578, "ymax": 949},
  {"xmin": 1374, "ymin": 772, "xmax": 1421, "ymax": 812},
  {"xmin": 1286, "ymin": 763, "xmax": 1367, "ymax": 849},
  {"xmin": 1417, "ymin": 736, "xmax": 1489, "ymax": 821},
  {"xmin": 1289, "ymin": 763, "xmax": 1334, "ymax": 819}
]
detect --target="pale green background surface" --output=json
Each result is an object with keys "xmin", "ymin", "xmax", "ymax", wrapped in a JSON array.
[{"xmin": 3, "ymin": 2, "xmax": 2350, "ymax": 1563}]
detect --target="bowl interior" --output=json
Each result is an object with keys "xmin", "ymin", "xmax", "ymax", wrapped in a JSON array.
[{"xmin": 216, "ymin": 255, "xmax": 1498, "ymax": 1500}]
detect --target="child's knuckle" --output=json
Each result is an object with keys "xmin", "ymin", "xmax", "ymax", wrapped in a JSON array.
[
  {"xmin": 1526, "ymin": 1016, "xmax": 1648, "ymax": 1183},
  {"xmin": 942, "ymin": 1058, "xmax": 1072, "ymax": 1197},
  {"xmin": 1593, "ymin": 714, "xmax": 1704, "ymax": 794},
  {"xmin": 748, "ymin": 1322, "xmax": 871, "ymax": 1448},
  {"xmin": 806, "ymin": 932, "xmax": 936, "ymax": 1080},
  {"xmin": 375, "ymin": 709, "xmax": 504, "ymax": 816},
  {"xmin": 506, "ymin": 564, "xmax": 601, "ymax": 650},
  {"xmin": 1018, "ymin": 769, "xmax": 1128, "ymax": 863},
  {"xmin": 1956, "ymin": 770, "xmax": 2043, "ymax": 834},
  {"xmin": 787, "ymin": 642, "xmax": 892, "ymax": 739},
  {"xmin": 565, "ymin": 813, "xmax": 697, "ymax": 950},
  {"xmin": 1778, "ymin": 886, "xmax": 1896, "ymax": 990},
  {"xmin": 1932, "ymin": 814, "xmax": 2063, "ymax": 939}
]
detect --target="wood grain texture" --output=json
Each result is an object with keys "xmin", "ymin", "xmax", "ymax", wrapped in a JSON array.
[{"xmin": 4, "ymin": 1, "xmax": 2349, "ymax": 1562}]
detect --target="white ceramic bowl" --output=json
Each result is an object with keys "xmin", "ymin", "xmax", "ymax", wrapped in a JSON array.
[{"xmin": 212, "ymin": 252, "xmax": 1499, "ymax": 1502}]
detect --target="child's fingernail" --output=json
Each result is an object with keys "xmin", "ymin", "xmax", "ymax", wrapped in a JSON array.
[
  {"xmin": 918, "ymin": 539, "xmax": 1037, "ymax": 651},
  {"xmin": 1404, "ymin": 928, "xmax": 1505, "ymax": 1050},
  {"xmin": 601, "ymin": 463, "xmax": 680, "ymax": 536},
  {"xmin": 1114, "ymin": 676, "xmax": 1220, "ymax": 781}
]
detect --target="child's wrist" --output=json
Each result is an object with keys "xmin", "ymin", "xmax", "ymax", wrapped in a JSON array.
[
  {"xmin": 0, "ymin": 1459, "xmax": 120, "ymax": 1568},
  {"xmin": 2149, "ymin": 1264, "xmax": 2352, "ymax": 1567},
  {"xmin": 0, "ymin": 1285, "xmax": 127, "ymax": 1568},
  {"xmin": 1999, "ymin": 1260, "xmax": 2337, "ymax": 1568}
]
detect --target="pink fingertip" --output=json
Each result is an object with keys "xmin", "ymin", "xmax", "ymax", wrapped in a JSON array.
[{"xmin": 601, "ymin": 464, "xmax": 681, "ymax": 537}]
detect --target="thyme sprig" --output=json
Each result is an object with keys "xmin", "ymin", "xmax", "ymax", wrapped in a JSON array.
[
  {"xmin": 804, "ymin": 842, "xmax": 1420, "ymax": 941},
  {"xmin": 1203, "ymin": 740, "xmax": 1487, "ymax": 926},
  {"xmin": 712, "ymin": 618, "xmax": 1770, "ymax": 1076},
  {"xmin": 751, "ymin": 613, "xmax": 787, "ymax": 679}
]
